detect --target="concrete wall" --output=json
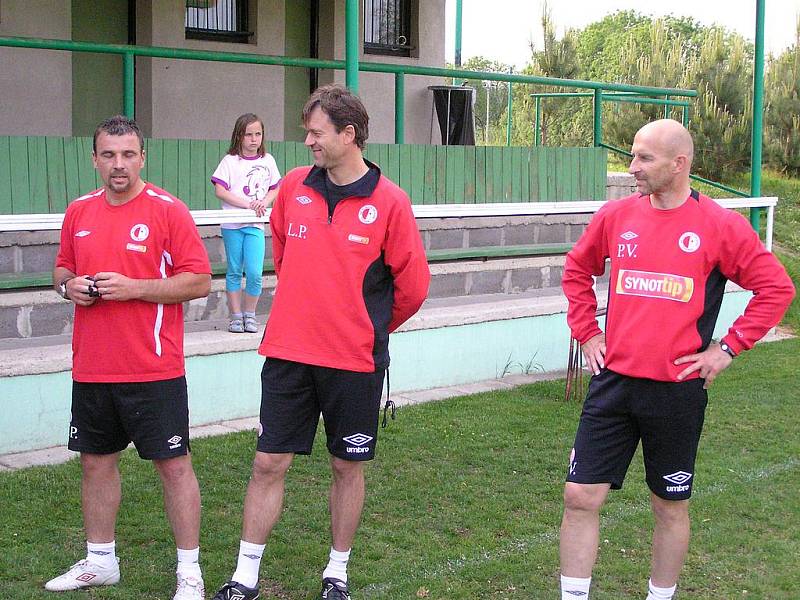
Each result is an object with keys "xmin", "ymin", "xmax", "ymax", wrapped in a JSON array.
[
  {"xmin": 136, "ymin": 0, "xmax": 287, "ymax": 140},
  {"xmin": 0, "ymin": 289, "xmax": 754, "ymax": 455},
  {"xmin": 319, "ymin": 0, "xmax": 446, "ymax": 144},
  {"xmin": 0, "ymin": 1, "xmax": 72, "ymax": 136},
  {"xmin": 0, "ymin": 0, "xmax": 446, "ymax": 142},
  {"xmin": 72, "ymin": 0, "xmax": 128, "ymax": 136}
]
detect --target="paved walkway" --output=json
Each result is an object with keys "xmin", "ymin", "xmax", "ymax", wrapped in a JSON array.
[{"xmin": 0, "ymin": 371, "xmax": 563, "ymax": 472}]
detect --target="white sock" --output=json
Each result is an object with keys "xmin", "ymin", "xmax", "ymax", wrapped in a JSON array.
[
  {"xmin": 176, "ymin": 546, "xmax": 202, "ymax": 578},
  {"xmin": 561, "ymin": 574, "xmax": 591, "ymax": 599},
  {"xmin": 646, "ymin": 579, "xmax": 676, "ymax": 600},
  {"xmin": 322, "ymin": 547, "xmax": 351, "ymax": 583},
  {"xmin": 231, "ymin": 540, "xmax": 265, "ymax": 589},
  {"xmin": 86, "ymin": 541, "xmax": 117, "ymax": 570}
]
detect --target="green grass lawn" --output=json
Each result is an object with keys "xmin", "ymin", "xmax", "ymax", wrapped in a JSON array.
[{"xmin": 2, "ymin": 338, "xmax": 799, "ymax": 599}]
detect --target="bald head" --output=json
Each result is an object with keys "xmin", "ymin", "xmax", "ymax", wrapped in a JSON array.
[
  {"xmin": 635, "ymin": 119, "xmax": 694, "ymax": 168},
  {"xmin": 628, "ymin": 119, "xmax": 694, "ymax": 204}
]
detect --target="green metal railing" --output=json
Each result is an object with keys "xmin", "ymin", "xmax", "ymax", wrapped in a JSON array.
[
  {"xmin": 0, "ymin": 35, "xmax": 697, "ymax": 148},
  {"xmin": 0, "ymin": 27, "xmax": 764, "ymax": 222},
  {"xmin": 530, "ymin": 91, "xmax": 747, "ymax": 198},
  {"xmin": 598, "ymin": 143, "xmax": 749, "ymax": 198}
]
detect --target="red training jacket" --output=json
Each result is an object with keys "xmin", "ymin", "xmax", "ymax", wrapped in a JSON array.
[
  {"xmin": 259, "ymin": 165, "xmax": 430, "ymax": 372},
  {"xmin": 563, "ymin": 190, "xmax": 795, "ymax": 381}
]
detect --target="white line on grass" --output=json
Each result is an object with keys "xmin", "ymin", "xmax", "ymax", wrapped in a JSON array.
[{"xmin": 359, "ymin": 457, "xmax": 799, "ymax": 597}]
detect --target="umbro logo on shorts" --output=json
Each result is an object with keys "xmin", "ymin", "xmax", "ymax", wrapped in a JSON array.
[
  {"xmin": 343, "ymin": 433, "xmax": 373, "ymax": 454},
  {"xmin": 167, "ymin": 435, "xmax": 183, "ymax": 449},
  {"xmin": 663, "ymin": 471, "xmax": 692, "ymax": 485},
  {"xmin": 663, "ymin": 470, "xmax": 693, "ymax": 492}
]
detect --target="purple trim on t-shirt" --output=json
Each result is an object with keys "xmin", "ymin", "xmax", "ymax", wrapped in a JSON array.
[
  {"xmin": 211, "ymin": 176, "xmax": 229, "ymax": 190},
  {"xmin": 239, "ymin": 153, "xmax": 262, "ymax": 161},
  {"xmin": 268, "ymin": 178, "xmax": 282, "ymax": 191}
]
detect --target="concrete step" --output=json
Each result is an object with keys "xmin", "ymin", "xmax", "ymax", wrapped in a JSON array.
[
  {"xmin": 0, "ymin": 287, "xmax": 574, "ymax": 377},
  {"xmin": 0, "ymin": 254, "xmax": 583, "ymax": 340}
]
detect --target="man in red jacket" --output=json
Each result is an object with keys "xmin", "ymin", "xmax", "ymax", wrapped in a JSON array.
[
  {"xmin": 558, "ymin": 119, "xmax": 795, "ymax": 600},
  {"xmin": 213, "ymin": 85, "xmax": 430, "ymax": 600}
]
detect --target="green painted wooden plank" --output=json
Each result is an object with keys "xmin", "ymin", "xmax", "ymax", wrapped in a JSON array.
[
  {"xmin": 146, "ymin": 138, "xmax": 163, "ymax": 190},
  {"xmin": 0, "ymin": 137, "xmax": 11, "ymax": 214},
  {"xmin": 596, "ymin": 147, "xmax": 608, "ymax": 200},
  {"xmin": 28, "ymin": 137, "xmax": 50, "ymax": 213},
  {"xmin": 510, "ymin": 147, "xmax": 523, "ymax": 201},
  {"xmin": 463, "ymin": 146, "xmax": 476, "ymax": 203},
  {"xmin": 409, "ymin": 144, "xmax": 425, "ymax": 204},
  {"xmin": 537, "ymin": 147, "xmax": 550, "ymax": 201},
  {"xmin": 386, "ymin": 143, "xmax": 401, "ymax": 186},
  {"xmin": 501, "ymin": 146, "xmax": 513, "ymax": 201},
  {"xmin": 528, "ymin": 148, "xmax": 540, "ymax": 201},
  {"xmin": 398, "ymin": 144, "xmax": 413, "ymax": 199},
  {"xmin": 446, "ymin": 145, "xmax": 464, "ymax": 203},
  {"xmin": 63, "ymin": 137, "xmax": 81, "ymax": 202},
  {"xmin": 267, "ymin": 141, "xmax": 286, "ymax": 177},
  {"xmin": 519, "ymin": 147, "xmax": 530, "ymax": 201},
  {"xmin": 206, "ymin": 141, "xmax": 224, "ymax": 209},
  {"xmin": 9, "ymin": 137, "xmax": 31, "ymax": 214},
  {"xmin": 475, "ymin": 146, "xmax": 486, "ymax": 203},
  {"xmin": 562, "ymin": 147, "xmax": 575, "ymax": 201},
  {"xmin": 76, "ymin": 137, "xmax": 97, "ymax": 193},
  {"xmin": 161, "ymin": 140, "xmax": 179, "ymax": 196},
  {"xmin": 176, "ymin": 139, "xmax": 192, "ymax": 203},
  {"xmin": 435, "ymin": 146, "xmax": 447, "ymax": 204},
  {"xmin": 422, "ymin": 145, "xmax": 437, "ymax": 204},
  {"xmin": 186, "ymin": 139, "xmax": 206, "ymax": 210},
  {"xmin": 427, "ymin": 242, "xmax": 573, "ymax": 262},
  {"xmin": 45, "ymin": 137, "xmax": 68, "ymax": 212}
]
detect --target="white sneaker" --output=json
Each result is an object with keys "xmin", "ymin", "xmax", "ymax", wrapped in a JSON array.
[
  {"xmin": 44, "ymin": 558, "xmax": 120, "ymax": 591},
  {"xmin": 174, "ymin": 573, "xmax": 205, "ymax": 600}
]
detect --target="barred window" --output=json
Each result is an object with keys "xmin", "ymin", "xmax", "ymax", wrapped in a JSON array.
[
  {"xmin": 364, "ymin": 0, "xmax": 413, "ymax": 57},
  {"xmin": 185, "ymin": 0, "xmax": 252, "ymax": 43}
]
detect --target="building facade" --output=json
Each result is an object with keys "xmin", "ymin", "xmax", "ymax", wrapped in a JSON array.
[{"xmin": 0, "ymin": 0, "xmax": 446, "ymax": 143}]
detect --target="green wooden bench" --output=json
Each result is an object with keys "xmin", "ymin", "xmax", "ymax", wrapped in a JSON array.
[{"xmin": 0, "ymin": 243, "xmax": 575, "ymax": 291}]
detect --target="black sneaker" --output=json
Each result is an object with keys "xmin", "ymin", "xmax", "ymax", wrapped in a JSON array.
[
  {"xmin": 211, "ymin": 580, "xmax": 259, "ymax": 600},
  {"xmin": 321, "ymin": 577, "xmax": 351, "ymax": 600}
]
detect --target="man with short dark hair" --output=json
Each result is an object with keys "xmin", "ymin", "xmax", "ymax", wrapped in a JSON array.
[
  {"xmin": 47, "ymin": 115, "xmax": 211, "ymax": 600},
  {"xmin": 212, "ymin": 85, "xmax": 430, "ymax": 600},
  {"xmin": 558, "ymin": 119, "xmax": 795, "ymax": 600}
]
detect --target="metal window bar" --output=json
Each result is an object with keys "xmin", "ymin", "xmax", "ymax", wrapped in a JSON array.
[
  {"xmin": 364, "ymin": 0, "xmax": 412, "ymax": 56},
  {"xmin": 185, "ymin": 0, "xmax": 250, "ymax": 41}
]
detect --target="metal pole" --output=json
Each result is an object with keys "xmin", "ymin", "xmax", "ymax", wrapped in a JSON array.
[
  {"xmin": 345, "ymin": 0, "xmax": 359, "ymax": 93},
  {"xmin": 455, "ymin": 0, "xmax": 463, "ymax": 67},
  {"xmin": 506, "ymin": 69, "xmax": 513, "ymax": 146},
  {"xmin": 750, "ymin": 0, "xmax": 766, "ymax": 230},
  {"xmin": 394, "ymin": 72, "xmax": 405, "ymax": 144},
  {"xmin": 534, "ymin": 97, "xmax": 541, "ymax": 147},
  {"xmin": 593, "ymin": 89, "xmax": 602, "ymax": 147},
  {"xmin": 123, "ymin": 51, "xmax": 135, "ymax": 118},
  {"xmin": 663, "ymin": 94, "xmax": 669, "ymax": 119}
]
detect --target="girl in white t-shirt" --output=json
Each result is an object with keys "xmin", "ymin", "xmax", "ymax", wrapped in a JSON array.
[{"xmin": 211, "ymin": 113, "xmax": 281, "ymax": 333}]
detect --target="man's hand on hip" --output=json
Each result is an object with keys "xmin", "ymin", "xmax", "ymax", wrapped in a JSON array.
[
  {"xmin": 581, "ymin": 333, "xmax": 606, "ymax": 376},
  {"xmin": 674, "ymin": 344, "xmax": 733, "ymax": 389}
]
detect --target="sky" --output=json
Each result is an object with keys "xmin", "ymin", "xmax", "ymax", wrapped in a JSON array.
[{"xmin": 445, "ymin": 0, "xmax": 800, "ymax": 69}]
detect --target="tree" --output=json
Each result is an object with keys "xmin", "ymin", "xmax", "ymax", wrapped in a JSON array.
[{"xmin": 764, "ymin": 17, "xmax": 800, "ymax": 175}]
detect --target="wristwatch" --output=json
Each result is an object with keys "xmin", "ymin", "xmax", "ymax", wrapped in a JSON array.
[
  {"xmin": 719, "ymin": 341, "xmax": 736, "ymax": 358},
  {"xmin": 58, "ymin": 277, "xmax": 73, "ymax": 300}
]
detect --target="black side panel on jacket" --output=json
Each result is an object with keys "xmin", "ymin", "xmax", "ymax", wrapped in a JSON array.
[
  {"xmin": 696, "ymin": 266, "xmax": 728, "ymax": 351},
  {"xmin": 363, "ymin": 252, "xmax": 394, "ymax": 370}
]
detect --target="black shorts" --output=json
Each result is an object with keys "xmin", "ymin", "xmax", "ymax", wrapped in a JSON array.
[
  {"xmin": 566, "ymin": 369, "xmax": 708, "ymax": 500},
  {"xmin": 257, "ymin": 358, "xmax": 386, "ymax": 461},
  {"xmin": 68, "ymin": 377, "xmax": 190, "ymax": 460}
]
